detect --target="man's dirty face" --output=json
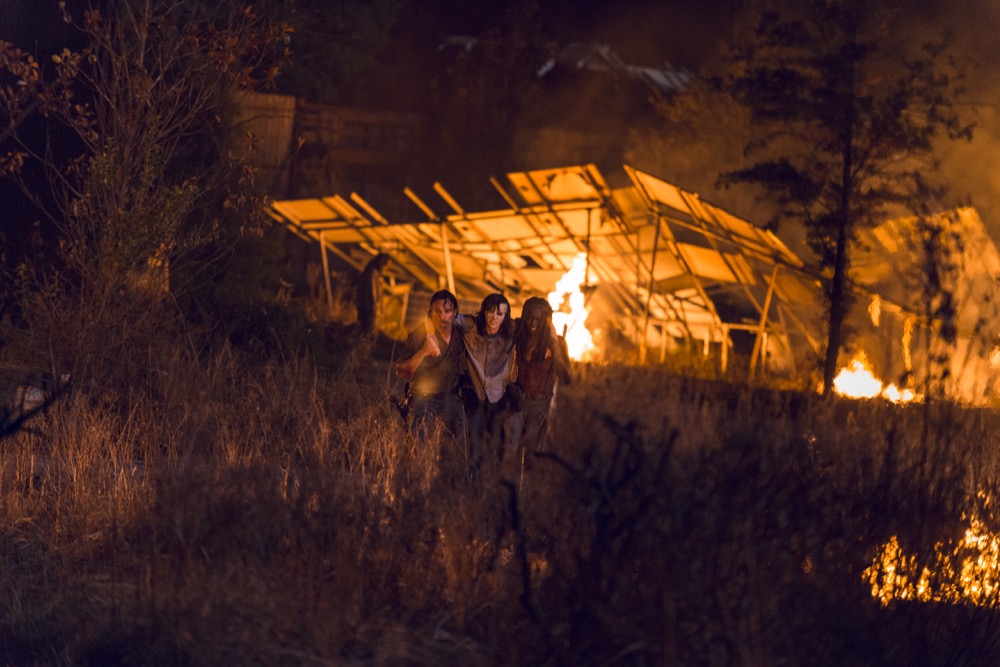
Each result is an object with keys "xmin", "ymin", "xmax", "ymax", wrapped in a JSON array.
[{"xmin": 430, "ymin": 298, "xmax": 456, "ymax": 332}]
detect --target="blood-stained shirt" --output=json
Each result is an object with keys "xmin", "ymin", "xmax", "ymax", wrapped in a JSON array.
[
  {"xmin": 513, "ymin": 324, "xmax": 571, "ymax": 397},
  {"xmin": 515, "ymin": 347, "xmax": 555, "ymax": 396},
  {"xmin": 401, "ymin": 325, "xmax": 465, "ymax": 397},
  {"xmin": 455, "ymin": 313, "xmax": 516, "ymax": 404}
]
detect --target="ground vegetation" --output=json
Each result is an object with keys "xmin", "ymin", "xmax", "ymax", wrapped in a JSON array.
[
  {"xmin": 1, "ymin": 3, "xmax": 998, "ymax": 665},
  {"xmin": 1, "ymin": 348, "xmax": 1000, "ymax": 665}
]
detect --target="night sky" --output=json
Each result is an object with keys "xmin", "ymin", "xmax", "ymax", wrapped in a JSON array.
[
  {"xmin": 400, "ymin": 0, "xmax": 1000, "ymax": 241},
  {"xmin": 367, "ymin": 0, "xmax": 1000, "ymax": 242},
  {"xmin": 3, "ymin": 0, "xmax": 1000, "ymax": 244}
]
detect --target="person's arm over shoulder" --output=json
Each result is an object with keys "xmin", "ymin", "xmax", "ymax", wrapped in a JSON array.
[
  {"xmin": 395, "ymin": 329, "xmax": 422, "ymax": 380},
  {"xmin": 395, "ymin": 324, "xmax": 441, "ymax": 379},
  {"xmin": 453, "ymin": 312, "xmax": 474, "ymax": 333}
]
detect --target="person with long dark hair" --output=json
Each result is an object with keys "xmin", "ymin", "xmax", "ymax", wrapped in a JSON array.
[
  {"xmin": 509, "ymin": 297, "xmax": 572, "ymax": 459},
  {"xmin": 455, "ymin": 293, "xmax": 517, "ymax": 472}
]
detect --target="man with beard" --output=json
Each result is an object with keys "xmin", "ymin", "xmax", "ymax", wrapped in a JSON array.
[{"xmin": 395, "ymin": 289, "xmax": 467, "ymax": 447}]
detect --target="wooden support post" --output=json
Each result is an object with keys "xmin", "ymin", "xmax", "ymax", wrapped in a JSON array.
[
  {"xmin": 431, "ymin": 183, "xmax": 462, "ymax": 295},
  {"xmin": 440, "ymin": 223, "xmax": 455, "ymax": 294},
  {"xmin": 660, "ymin": 323, "xmax": 668, "ymax": 363},
  {"xmin": 749, "ymin": 265, "xmax": 780, "ymax": 378},
  {"xmin": 640, "ymin": 215, "xmax": 663, "ymax": 364},
  {"xmin": 400, "ymin": 289, "xmax": 410, "ymax": 332},
  {"xmin": 320, "ymin": 231, "xmax": 333, "ymax": 317},
  {"xmin": 760, "ymin": 332, "xmax": 769, "ymax": 375},
  {"xmin": 721, "ymin": 324, "xmax": 730, "ymax": 372}
]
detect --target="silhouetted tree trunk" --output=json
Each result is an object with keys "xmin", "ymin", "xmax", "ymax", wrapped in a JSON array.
[{"xmin": 721, "ymin": 0, "xmax": 972, "ymax": 395}]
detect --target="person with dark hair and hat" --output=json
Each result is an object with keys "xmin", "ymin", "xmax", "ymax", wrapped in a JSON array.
[
  {"xmin": 356, "ymin": 253, "xmax": 391, "ymax": 337},
  {"xmin": 508, "ymin": 297, "xmax": 572, "ymax": 460},
  {"xmin": 454, "ymin": 293, "xmax": 517, "ymax": 471},
  {"xmin": 395, "ymin": 289, "xmax": 467, "ymax": 447}
]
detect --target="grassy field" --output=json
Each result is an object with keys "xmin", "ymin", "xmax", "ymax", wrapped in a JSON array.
[{"xmin": 2, "ymin": 343, "xmax": 1000, "ymax": 666}]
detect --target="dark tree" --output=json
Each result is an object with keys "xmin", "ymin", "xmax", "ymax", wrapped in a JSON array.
[
  {"xmin": 0, "ymin": 0, "xmax": 291, "ymax": 387},
  {"xmin": 274, "ymin": 0, "xmax": 404, "ymax": 105},
  {"xmin": 721, "ymin": 0, "xmax": 972, "ymax": 394}
]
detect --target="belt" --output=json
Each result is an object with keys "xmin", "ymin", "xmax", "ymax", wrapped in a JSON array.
[
  {"xmin": 522, "ymin": 391, "xmax": 551, "ymax": 400},
  {"xmin": 411, "ymin": 391, "xmax": 453, "ymax": 400}
]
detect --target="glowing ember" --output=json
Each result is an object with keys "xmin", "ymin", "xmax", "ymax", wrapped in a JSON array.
[
  {"xmin": 831, "ymin": 352, "xmax": 921, "ymax": 403},
  {"xmin": 548, "ymin": 253, "xmax": 595, "ymax": 361},
  {"xmin": 882, "ymin": 384, "xmax": 917, "ymax": 403},
  {"xmin": 864, "ymin": 514, "xmax": 1000, "ymax": 607}
]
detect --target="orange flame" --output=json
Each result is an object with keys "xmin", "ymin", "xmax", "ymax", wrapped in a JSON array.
[
  {"xmin": 831, "ymin": 352, "xmax": 920, "ymax": 403},
  {"xmin": 548, "ymin": 254, "xmax": 595, "ymax": 361},
  {"xmin": 865, "ymin": 509, "xmax": 1000, "ymax": 607}
]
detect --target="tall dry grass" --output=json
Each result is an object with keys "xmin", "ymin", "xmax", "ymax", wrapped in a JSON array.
[{"xmin": 2, "ymin": 344, "xmax": 1000, "ymax": 665}]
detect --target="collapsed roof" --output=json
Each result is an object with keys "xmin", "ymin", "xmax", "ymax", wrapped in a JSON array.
[
  {"xmin": 535, "ymin": 42, "xmax": 693, "ymax": 94},
  {"xmin": 850, "ymin": 207, "xmax": 1000, "ymax": 403},
  {"xmin": 268, "ymin": 164, "xmax": 825, "ymax": 374}
]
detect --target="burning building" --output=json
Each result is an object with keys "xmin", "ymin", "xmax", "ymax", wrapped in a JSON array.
[
  {"xmin": 267, "ymin": 163, "xmax": 826, "ymax": 374},
  {"xmin": 266, "ymin": 162, "xmax": 1000, "ymax": 403},
  {"xmin": 845, "ymin": 207, "xmax": 1000, "ymax": 405}
]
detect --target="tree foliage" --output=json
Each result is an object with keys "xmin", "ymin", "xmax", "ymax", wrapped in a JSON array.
[
  {"xmin": 721, "ymin": 0, "xmax": 972, "ymax": 394},
  {"xmin": 274, "ymin": 0, "xmax": 405, "ymax": 105},
  {"xmin": 0, "ymin": 0, "xmax": 291, "ymax": 389}
]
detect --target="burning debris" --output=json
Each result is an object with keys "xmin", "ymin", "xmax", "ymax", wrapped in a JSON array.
[
  {"xmin": 831, "ymin": 352, "xmax": 920, "ymax": 403},
  {"xmin": 269, "ymin": 164, "xmax": 825, "ymax": 375},
  {"xmin": 268, "ymin": 163, "xmax": 1000, "ymax": 402},
  {"xmin": 865, "ymin": 513, "xmax": 1000, "ymax": 607},
  {"xmin": 849, "ymin": 208, "xmax": 1000, "ymax": 405},
  {"xmin": 548, "ymin": 253, "xmax": 594, "ymax": 361}
]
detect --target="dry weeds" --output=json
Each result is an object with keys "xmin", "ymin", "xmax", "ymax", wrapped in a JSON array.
[{"xmin": 1, "ymin": 347, "xmax": 999, "ymax": 665}]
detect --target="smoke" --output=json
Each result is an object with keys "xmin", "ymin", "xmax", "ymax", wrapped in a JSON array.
[{"xmin": 921, "ymin": 0, "xmax": 1000, "ymax": 234}]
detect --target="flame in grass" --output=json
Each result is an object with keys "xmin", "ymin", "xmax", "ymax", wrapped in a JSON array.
[
  {"xmin": 832, "ymin": 352, "xmax": 920, "ymax": 403},
  {"xmin": 548, "ymin": 253, "xmax": 595, "ymax": 361},
  {"xmin": 865, "ymin": 514, "xmax": 1000, "ymax": 607},
  {"xmin": 832, "ymin": 354, "xmax": 882, "ymax": 398}
]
